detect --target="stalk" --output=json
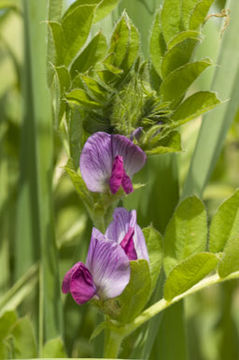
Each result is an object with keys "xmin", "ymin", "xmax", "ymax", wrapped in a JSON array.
[{"xmin": 22, "ymin": 0, "xmax": 63, "ymax": 351}]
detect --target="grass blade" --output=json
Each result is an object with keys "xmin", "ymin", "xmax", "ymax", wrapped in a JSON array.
[
  {"xmin": 22, "ymin": 0, "xmax": 63, "ymax": 348},
  {"xmin": 0, "ymin": 264, "xmax": 38, "ymax": 315},
  {"xmin": 182, "ymin": 0, "xmax": 239, "ymax": 198}
]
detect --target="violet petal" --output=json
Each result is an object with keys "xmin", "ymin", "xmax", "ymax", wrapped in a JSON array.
[
  {"xmin": 106, "ymin": 207, "xmax": 136, "ymax": 245},
  {"xmin": 134, "ymin": 224, "xmax": 149, "ymax": 262},
  {"xmin": 112, "ymin": 134, "xmax": 146, "ymax": 177},
  {"xmin": 86, "ymin": 230, "xmax": 130, "ymax": 299},
  {"xmin": 70, "ymin": 262, "xmax": 97, "ymax": 305},
  {"xmin": 80, "ymin": 132, "xmax": 112, "ymax": 192},
  {"xmin": 106, "ymin": 208, "xmax": 149, "ymax": 261}
]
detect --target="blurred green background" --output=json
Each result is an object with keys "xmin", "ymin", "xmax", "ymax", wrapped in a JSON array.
[{"xmin": 1, "ymin": 0, "xmax": 239, "ymax": 359}]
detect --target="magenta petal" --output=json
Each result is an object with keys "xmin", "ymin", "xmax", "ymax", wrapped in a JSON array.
[
  {"xmin": 122, "ymin": 173, "xmax": 133, "ymax": 194},
  {"xmin": 70, "ymin": 262, "xmax": 97, "ymax": 305},
  {"xmin": 112, "ymin": 134, "xmax": 146, "ymax": 177},
  {"xmin": 120, "ymin": 227, "xmax": 137, "ymax": 260},
  {"xmin": 109, "ymin": 155, "xmax": 124, "ymax": 194},
  {"xmin": 62, "ymin": 262, "xmax": 81, "ymax": 294},
  {"xmin": 86, "ymin": 231, "xmax": 130, "ymax": 299},
  {"xmin": 80, "ymin": 132, "xmax": 112, "ymax": 192}
]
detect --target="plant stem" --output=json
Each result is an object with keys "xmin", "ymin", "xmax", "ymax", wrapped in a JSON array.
[
  {"xmin": 125, "ymin": 270, "xmax": 239, "ymax": 337},
  {"xmin": 104, "ymin": 329, "xmax": 123, "ymax": 359}
]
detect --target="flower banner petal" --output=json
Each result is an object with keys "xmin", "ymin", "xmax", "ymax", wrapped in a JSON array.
[
  {"xmin": 86, "ymin": 234, "xmax": 130, "ymax": 299},
  {"xmin": 112, "ymin": 134, "xmax": 146, "ymax": 177},
  {"xmin": 80, "ymin": 132, "xmax": 112, "ymax": 192},
  {"xmin": 106, "ymin": 207, "xmax": 133, "ymax": 244}
]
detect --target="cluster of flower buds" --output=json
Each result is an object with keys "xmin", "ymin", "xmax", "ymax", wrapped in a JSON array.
[{"xmin": 62, "ymin": 132, "xmax": 148, "ymax": 305}]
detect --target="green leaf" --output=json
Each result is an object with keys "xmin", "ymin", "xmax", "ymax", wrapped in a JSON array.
[
  {"xmin": 164, "ymin": 196, "xmax": 207, "ymax": 275},
  {"xmin": 64, "ymin": 159, "xmax": 93, "ymax": 208},
  {"xmin": 181, "ymin": 0, "xmax": 199, "ymax": 29},
  {"xmin": 150, "ymin": 10, "xmax": 166, "ymax": 77},
  {"xmin": 43, "ymin": 337, "xmax": 67, "ymax": 358},
  {"xmin": 70, "ymin": 32, "xmax": 107, "ymax": 77},
  {"xmin": 63, "ymin": 0, "xmax": 120, "ymax": 23},
  {"xmin": 161, "ymin": 37, "xmax": 200, "ymax": 78},
  {"xmin": 66, "ymin": 88, "xmax": 101, "ymax": 107},
  {"xmin": 93, "ymin": 0, "xmax": 120, "ymax": 23},
  {"xmin": 161, "ymin": 0, "xmax": 184, "ymax": 43},
  {"xmin": 160, "ymin": 59, "xmax": 212, "ymax": 101},
  {"xmin": 0, "ymin": 311, "xmax": 17, "ymax": 341},
  {"xmin": 103, "ymin": 260, "xmax": 151, "ymax": 324},
  {"xmin": 11, "ymin": 317, "xmax": 37, "ymax": 359},
  {"xmin": 164, "ymin": 252, "xmax": 218, "ymax": 300},
  {"xmin": 121, "ymin": 19, "xmax": 139, "ymax": 72},
  {"xmin": 168, "ymin": 30, "xmax": 200, "ymax": 49},
  {"xmin": 218, "ymin": 237, "xmax": 239, "ymax": 278},
  {"xmin": 106, "ymin": 12, "xmax": 130, "ymax": 69},
  {"xmin": 171, "ymin": 91, "xmax": 221, "ymax": 126},
  {"xmin": 76, "ymin": 75, "xmax": 106, "ymax": 103},
  {"xmin": 143, "ymin": 226, "xmax": 163, "ymax": 291},
  {"xmin": 48, "ymin": 21, "xmax": 64, "ymax": 66},
  {"xmin": 90, "ymin": 321, "xmax": 107, "ymax": 342},
  {"xmin": 62, "ymin": 4, "xmax": 95, "ymax": 66},
  {"xmin": 146, "ymin": 131, "xmax": 182, "ymax": 155},
  {"xmin": 189, "ymin": 0, "xmax": 214, "ymax": 30},
  {"xmin": 53, "ymin": 65, "xmax": 71, "ymax": 126},
  {"xmin": 209, "ymin": 189, "xmax": 239, "ymax": 253}
]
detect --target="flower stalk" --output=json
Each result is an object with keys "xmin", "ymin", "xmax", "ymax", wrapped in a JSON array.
[{"xmin": 103, "ymin": 270, "xmax": 239, "ymax": 358}]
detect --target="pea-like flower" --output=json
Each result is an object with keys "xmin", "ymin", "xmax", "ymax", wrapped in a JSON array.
[
  {"xmin": 80, "ymin": 132, "xmax": 146, "ymax": 195},
  {"xmin": 106, "ymin": 207, "xmax": 149, "ymax": 261},
  {"xmin": 62, "ymin": 228, "xmax": 130, "ymax": 305},
  {"xmin": 62, "ymin": 208, "xmax": 149, "ymax": 305}
]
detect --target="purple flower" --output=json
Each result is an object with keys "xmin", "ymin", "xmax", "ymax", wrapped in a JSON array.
[
  {"xmin": 106, "ymin": 208, "xmax": 149, "ymax": 262},
  {"xmin": 62, "ymin": 228, "xmax": 130, "ymax": 305},
  {"xmin": 80, "ymin": 132, "xmax": 146, "ymax": 195}
]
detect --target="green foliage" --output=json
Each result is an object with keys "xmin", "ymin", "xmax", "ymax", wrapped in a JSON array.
[
  {"xmin": 0, "ymin": 311, "xmax": 37, "ymax": 359},
  {"xmin": 48, "ymin": 0, "xmax": 220, "ymax": 161},
  {"xmin": 0, "ymin": 264, "xmax": 38, "ymax": 315},
  {"xmin": 70, "ymin": 32, "xmax": 107, "ymax": 77},
  {"xmin": 209, "ymin": 189, "xmax": 239, "ymax": 253},
  {"xmin": 143, "ymin": 226, "xmax": 163, "ymax": 291},
  {"xmin": 189, "ymin": 0, "xmax": 214, "ymax": 30},
  {"xmin": 62, "ymin": 4, "xmax": 95, "ymax": 66},
  {"xmin": 150, "ymin": 10, "xmax": 166, "ymax": 77},
  {"xmin": 160, "ymin": 59, "xmax": 212, "ymax": 102},
  {"xmin": 101, "ymin": 260, "xmax": 151, "ymax": 324},
  {"xmin": 164, "ymin": 196, "xmax": 207, "ymax": 275},
  {"xmin": 10, "ymin": 316, "xmax": 37, "ymax": 359},
  {"xmin": 164, "ymin": 252, "xmax": 218, "ymax": 300},
  {"xmin": 161, "ymin": 37, "xmax": 200, "ymax": 77},
  {"xmin": 182, "ymin": 0, "xmax": 239, "ymax": 198},
  {"xmin": 43, "ymin": 337, "xmax": 67, "ymax": 358},
  {"xmin": 171, "ymin": 91, "xmax": 221, "ymax": 126},
  {"xmin": 218, "ymin": 237, "xmax": 239, "ymax": 278}
]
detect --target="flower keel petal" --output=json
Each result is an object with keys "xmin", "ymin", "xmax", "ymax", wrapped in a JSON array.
[{"xmin": 70, "ymin": 263, "xmax": 97, "ymax": 305}]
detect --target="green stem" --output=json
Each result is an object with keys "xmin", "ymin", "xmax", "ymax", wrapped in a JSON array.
[
  {"xmin": 104, "ymin": 329, "xmax": 123, "ymax": 359},
  {"xmin": 125, "ymin": 270, "xmax": 239, "ymax": 337}
]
